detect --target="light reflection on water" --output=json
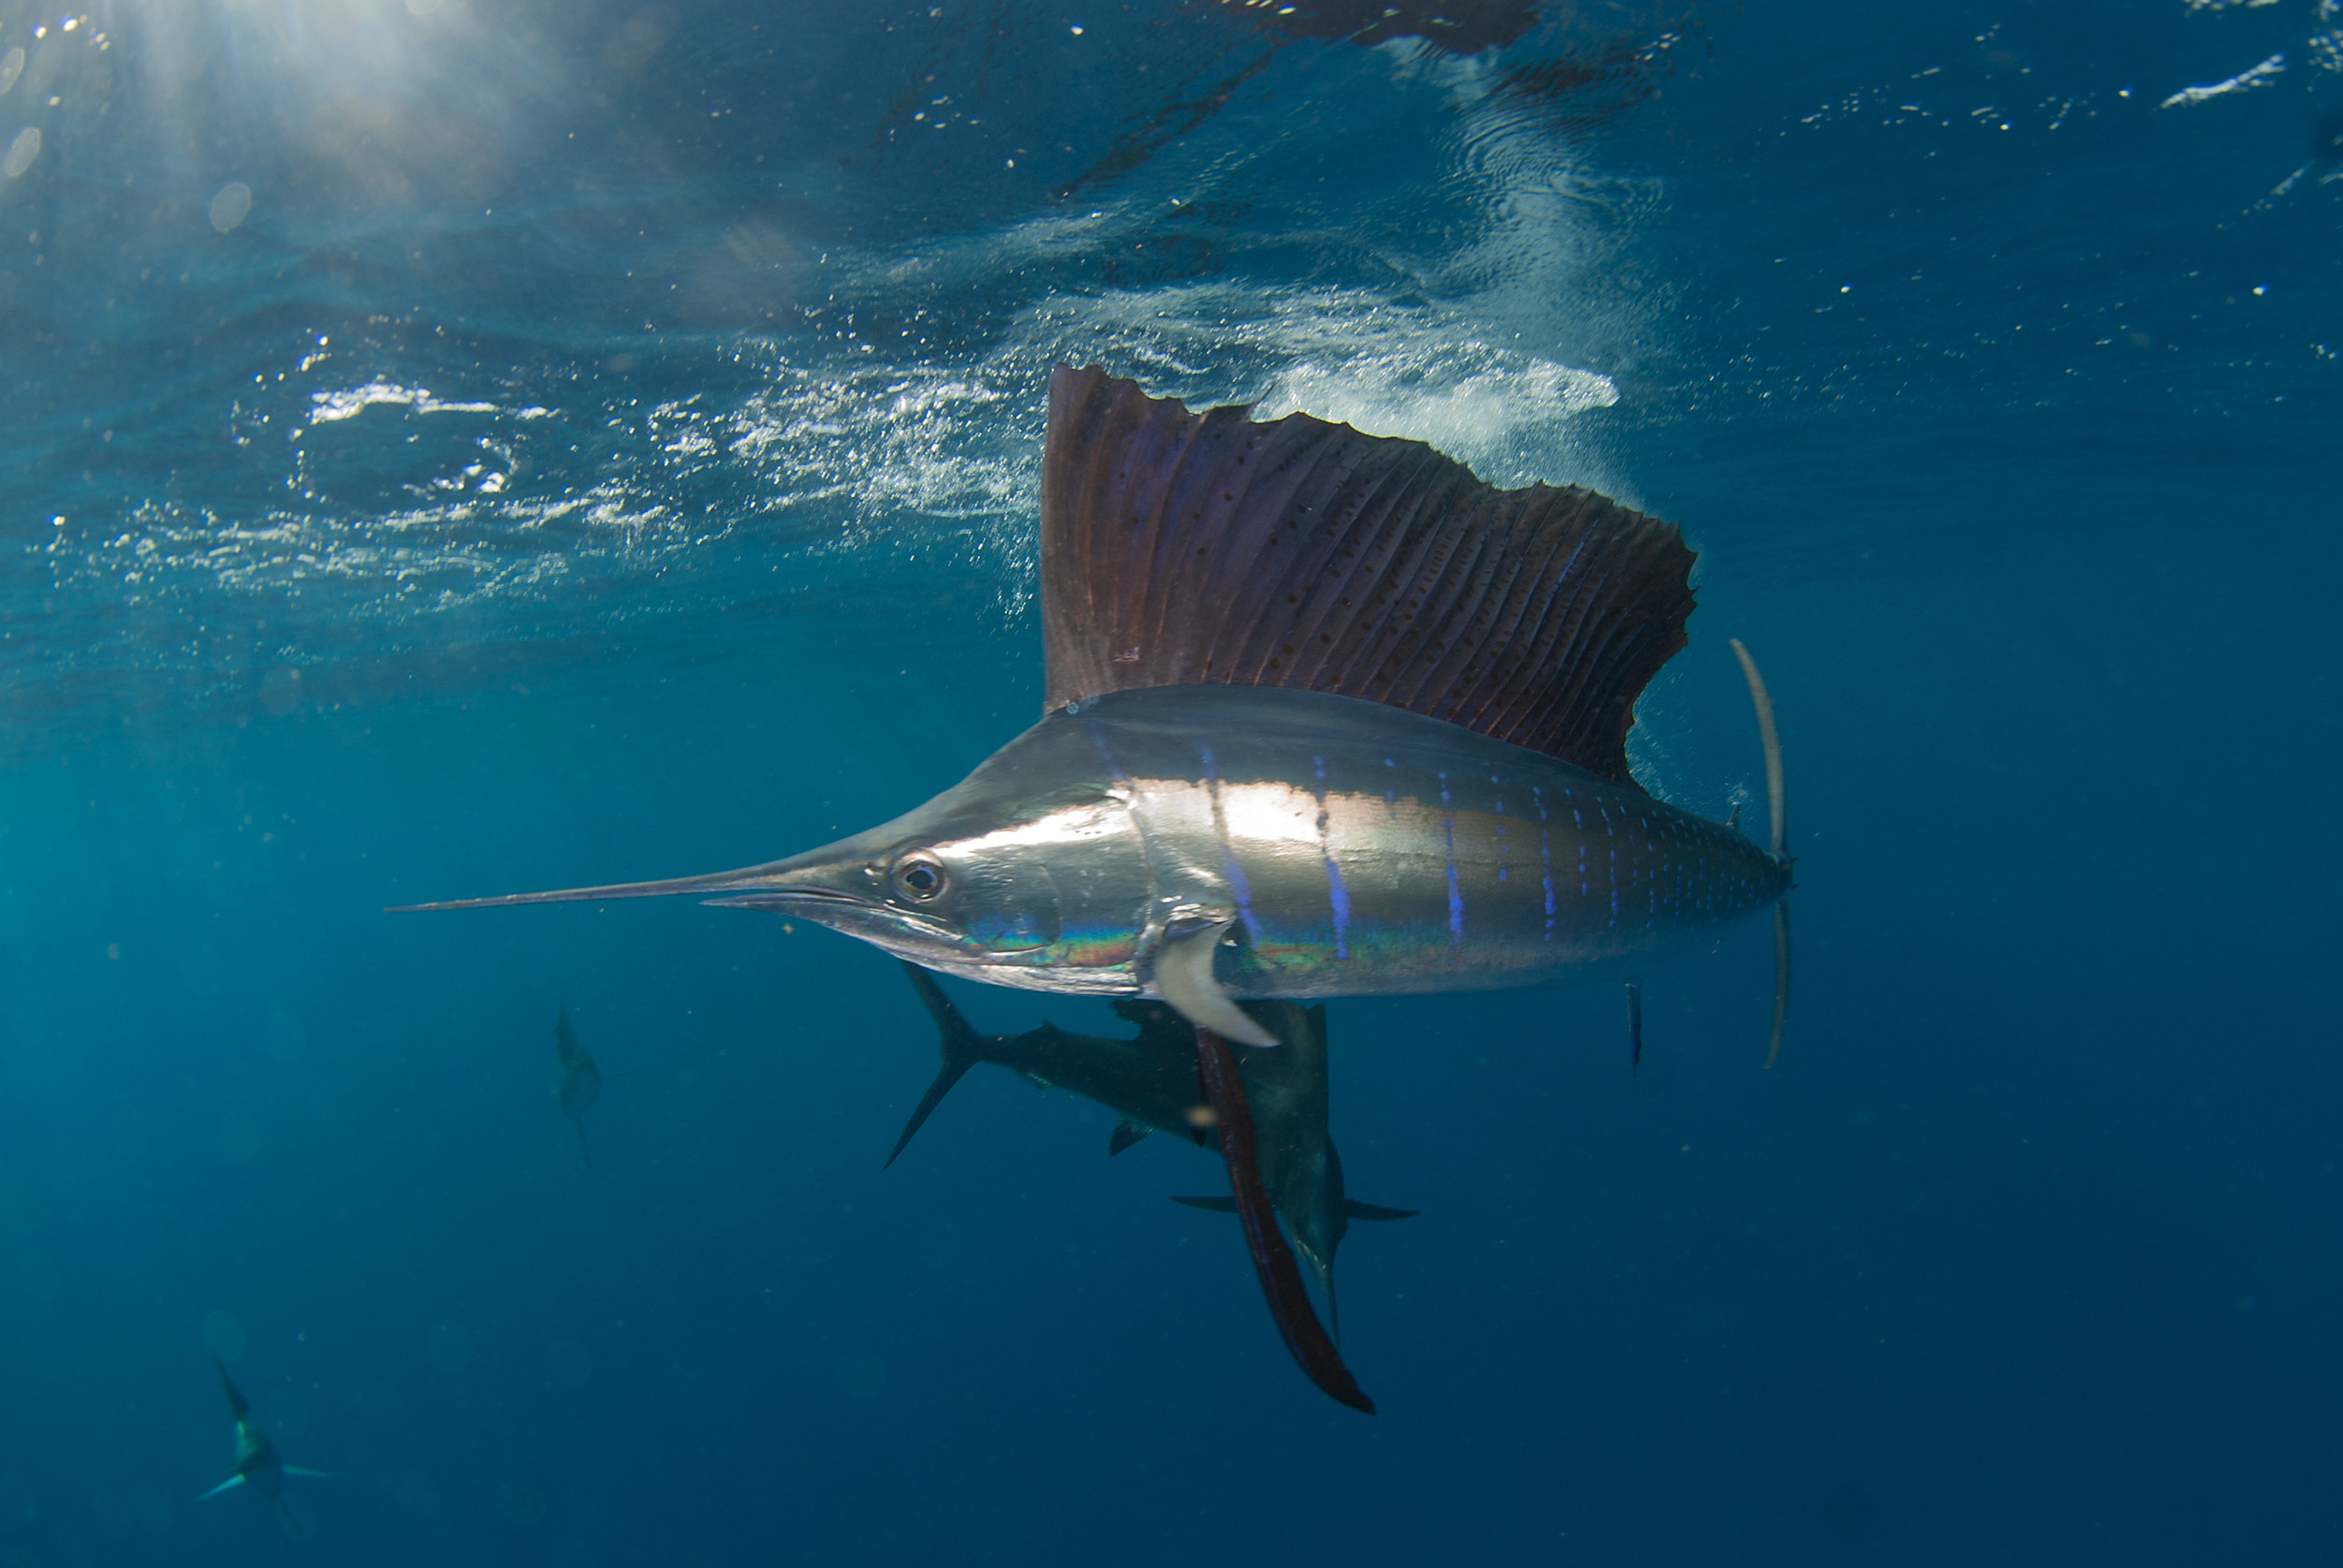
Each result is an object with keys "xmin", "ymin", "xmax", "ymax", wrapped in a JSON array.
[{"xmin": 2, "ymin": 2, "xmax": 1661, "ymax": 749}]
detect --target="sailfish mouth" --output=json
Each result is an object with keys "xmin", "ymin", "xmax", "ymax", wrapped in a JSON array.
[{"xmin": 699, "ymin": 888, "xmax": 863, "ymax": 910}]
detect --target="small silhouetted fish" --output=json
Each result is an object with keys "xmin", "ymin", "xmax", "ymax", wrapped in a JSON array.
[
  {"xmin": 198, "ymin": 1358, "xmax": 334, "ymax": 1538},
  {"xmin": 552, "ymin": 1004, "xmax": 601, "ymax": 1167}
]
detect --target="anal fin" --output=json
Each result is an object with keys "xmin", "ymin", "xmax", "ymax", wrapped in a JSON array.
[{"xmin": 1108, "ymin": 1118, "xmax": 1153, "ymax": 1157}]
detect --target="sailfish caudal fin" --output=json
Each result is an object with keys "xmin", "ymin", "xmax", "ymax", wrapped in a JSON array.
[
  {"xmin": 887, "ymin": 963, "xmax": 989, "ymax": 1169},
  {"xmin": 1038, "ymin": 364, "xmax": 1697, "ymax": 786},
  {"xmin": 1729, "ymin": 638, "xmax": 1792, "ymax": 1067},
  {"xmin": 213, "ymin": 1358, "xmax": 249, "ymax": 1419}
]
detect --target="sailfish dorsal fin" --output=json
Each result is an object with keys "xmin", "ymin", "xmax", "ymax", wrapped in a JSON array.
[{"xmin": 1038, "ymin": 365, "xmax": 1697, "ymax": 784}]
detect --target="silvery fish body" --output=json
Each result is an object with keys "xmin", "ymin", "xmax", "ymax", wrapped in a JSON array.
[{"xmin": 711, "ymin": 682, "xmax": 1786, "ymax": 1001}]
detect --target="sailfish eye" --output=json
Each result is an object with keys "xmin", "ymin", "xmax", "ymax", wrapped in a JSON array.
[{"xmin": 891, "ymin": 853, "xmax": 947, "ymax": 901}]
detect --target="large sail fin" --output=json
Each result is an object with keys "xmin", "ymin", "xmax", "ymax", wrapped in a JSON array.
[{"xmin": 1040, "ymin": 365, "xmax": 1697, "ymax": 784}]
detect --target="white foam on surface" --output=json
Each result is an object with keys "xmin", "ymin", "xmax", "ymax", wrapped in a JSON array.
[
  {"xmin": 307, "ymin": 382, "xmax": 547, "ymax": 423},
  {"xmin": 2160, "ymin": 53, "xmax": 2285, "ymax": 108}
]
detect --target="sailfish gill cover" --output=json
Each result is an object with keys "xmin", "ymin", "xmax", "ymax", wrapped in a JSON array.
[{"xmin": 0, "ymin": 0, "xmax": 2336, "ymax": 1564}]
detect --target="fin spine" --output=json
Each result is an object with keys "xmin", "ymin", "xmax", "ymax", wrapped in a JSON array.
[{"xmin": 1729, "ymin": 637, "xmax": 1786, "ymax": 857}]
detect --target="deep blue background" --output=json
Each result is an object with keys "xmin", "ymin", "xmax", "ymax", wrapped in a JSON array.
[{"xmin": 2, "ymin": 0, "xmax": 2339, "ymax": 1561}]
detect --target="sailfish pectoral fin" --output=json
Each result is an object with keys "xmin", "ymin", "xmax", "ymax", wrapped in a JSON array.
[
  {"xmin": 1192, "ymin": 1025, "xmax": 1374, "ymax": 1414},
  {"xmin": 197, "ymin": 1474, "xmax": 246, "ymax": 1502},
  {"xmin": 1154, "ymin": 920, "xmax": 1279, "ymax": 1048}
]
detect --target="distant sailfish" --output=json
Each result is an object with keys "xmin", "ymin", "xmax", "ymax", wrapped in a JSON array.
[
  {"xmin": 401, "ymin": 365, "xmax": 1794, "ymax": 1403},
  {"xmin": 198, "ymin": 1358, "xmax": 332, "ymax": 1533},
  {"xmin": 553, "ymin": 1004, "xmax": 601, "ymax": 1167},
  {"xmin": 892, "ymin": 964, "xmax": 1415, "ymax": 1360}
]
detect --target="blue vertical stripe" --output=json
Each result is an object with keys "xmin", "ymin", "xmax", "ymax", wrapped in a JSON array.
[
  {"xmin": 1311, "ymin": 754, "xmax": 1350, "ymax": 960},
  {"xmin": 1532, "ymin": 785, "xmax": 1555, "ymax": 939},
  {"xmin": 1198, "ymin": 744, "xmax": 1260, "ymax": 945},
  {"xmin": 1439, "ymin": 770, "xmax": 1462, "ymax": 950}
]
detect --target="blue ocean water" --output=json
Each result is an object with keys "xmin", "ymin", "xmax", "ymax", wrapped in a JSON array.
[{"xmin": 4, "ymin": 0, "xmax": 2340, "ymax": 1561}]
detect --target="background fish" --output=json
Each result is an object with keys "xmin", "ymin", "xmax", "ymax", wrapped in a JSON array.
[
  {"xmin": 198, "ymin": 1359, "xmax": 332, "ymax": 1539},
  {"xmin": 890, "ymin": 962, "xmax": 1415, "ymax": 1342},
  {"xmin": 553, "ymin": 1004, "xmax": 602, "ymax": 1168}
]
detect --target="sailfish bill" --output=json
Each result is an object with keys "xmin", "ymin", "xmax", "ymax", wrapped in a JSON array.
[{"xmin": 390, "ymin": 861, "xmax": 805, "ymax": 914}]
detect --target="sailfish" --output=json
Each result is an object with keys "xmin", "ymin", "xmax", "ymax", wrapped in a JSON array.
[
  {"xmin": 397, "ymin": 365, "xmax": 1794, "ymax": 1410},
  {"xmin": 198, "ymin": 1358, "xmax": 332, "ymax": 1532},
  {"xmin": 889, "ymin": 962, "xmax": 1417, "ymax": 1346}
]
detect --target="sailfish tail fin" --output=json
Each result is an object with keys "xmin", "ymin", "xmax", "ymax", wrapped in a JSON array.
[
  {"xmin": 886, "ymin": 964, "xmax": 988, "ymax": 1169},
  {"xmin": 213, "ymin": 1358, "xmax": 249, "ymax": 1420},
  {"xmin": 1729, "ymin": 638, "xmax": 1792, "ymax": 1067}
]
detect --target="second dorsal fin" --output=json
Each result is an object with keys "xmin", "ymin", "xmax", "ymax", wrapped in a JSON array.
[{"xmin": 1038, "ymin": 365, "xmax": 1696, "ymax": 784}]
